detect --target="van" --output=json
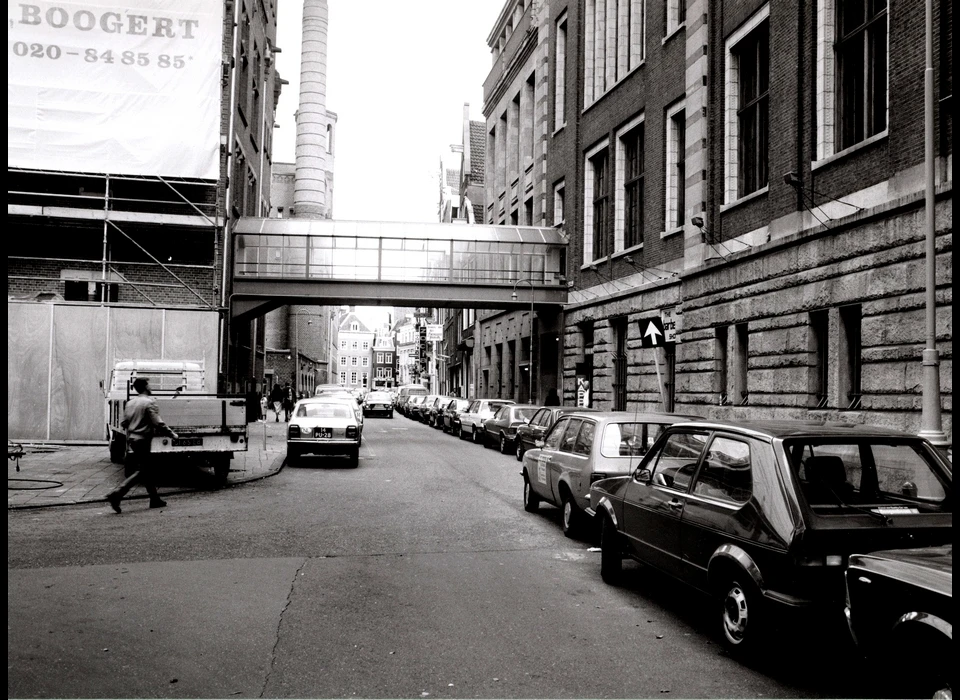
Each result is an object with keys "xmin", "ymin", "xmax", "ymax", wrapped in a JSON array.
[{"xmin": 395, "ymin": 384, "xmax": 428, "ymax": 413}]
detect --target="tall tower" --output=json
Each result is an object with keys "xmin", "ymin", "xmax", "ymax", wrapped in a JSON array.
[{"xmin": 294, "ymin": 0, "xmax": 329, "ymax": 217}]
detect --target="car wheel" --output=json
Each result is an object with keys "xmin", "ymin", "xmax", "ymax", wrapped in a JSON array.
[
  {"xmin": 499, "ymin": 434, "xmax": 509, "ymax": 454},
  {"xmin": 561, "ymin": 493, "xmax": 581, "ymax": 538},
  {"xmin": 523, "ymin": 474, "xmax": 540, "ymax": 513},
  {"xmin": 599, "ymin": 516, "xmax": 623, "ymax": 584},
  {"xmin": 720, "ymin": 577, "xmax": 764, "ymax": 653},
  {"xmin": 472, "ymin": 426, "xmax": 481, "ymax": 443},
  {"xmin": 286, "ymin": 446, "xmax": 300, "ymax": 466},
  {"xmin": 516, "ymin": 440, "xmax": 525, "ymax": 461},
  {"xmin": 457, "ymin": 424, "xmax": 465, "ymax": 440},
  {"xmin": 348, "ymin": 447, "xmax": 359, "ymax": 468}
]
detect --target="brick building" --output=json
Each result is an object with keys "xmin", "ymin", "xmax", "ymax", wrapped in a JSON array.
[
  {"xmin": 539, "ymin": 0, "xmax": 951, "ymax": 442},
  {"xmin": 478, "ymin": 0, "xmax": 563, "ymax": 404}
]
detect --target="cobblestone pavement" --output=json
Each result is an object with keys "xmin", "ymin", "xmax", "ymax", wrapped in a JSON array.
[{"xmin": 8, "ymin": 419, "xmax": 288, "ymax": 510}]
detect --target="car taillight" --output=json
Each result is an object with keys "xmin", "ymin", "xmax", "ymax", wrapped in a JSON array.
[
  {"xmin": 346, "ymin": 426, "xmax": 358, "ymax": 438},
  {"xmin": 288, "ymin": 425, "xmax": 300, "ymax": 437}
]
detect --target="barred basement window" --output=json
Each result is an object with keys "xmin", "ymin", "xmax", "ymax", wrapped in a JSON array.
[
  {"xmin": 840, "ymin": 304, "xmax": 862, "ymax": 409},
  {"xmin": 811, "ymin": 309, "xmax": 830, "ymax": 408},
  {"xmin": 613, "ymin": 318, "xmax": 628, "ymax": 411}
]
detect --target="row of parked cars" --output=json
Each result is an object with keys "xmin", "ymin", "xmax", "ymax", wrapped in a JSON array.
[{"xmin": 397, "ymin": 390, "xmax": 953, "ymax": 697}]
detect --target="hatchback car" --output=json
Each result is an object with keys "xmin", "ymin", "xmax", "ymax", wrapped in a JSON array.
[
  {"xmin": 316, "ymin": 392, "xmax": 364, "ymax": 434},
  {"xmin": 458, "ymin": 399, "xmax": 515, "ymax": 442},
  {"xmin": 362, "ymin": 391, "xmax": 394, "ymax": 418},
  {"xmin": 404, "ymin": 395, "xmax": 426, "ymax": 419},
  {"xmin": 589, "ymin": 419, "xmax": 953, "ymax": 654},
  {"xmin": 286, "ymin": 398, "xmax": 362, "ymax": 467},
  {"xmin": 442, "ymin": 398, "xmax": 472, "ymax": 434},
  {"xmin": 844, "ymin": 545, "xmax": 952, "ymax": 699},
  {"xmin": 515, "ymin": 406, "xmax": 600, "ymax": 461},
  {"xmin": 415, "ymin": 395, "xmax": 444, "ymax": 423},
  {"xmin": 522, "ymin": 411, "xmax": 696, "ymax": 537},
  {"xmin": 482, "ymin": 404, "xmax": 540, "ymax": 453}
]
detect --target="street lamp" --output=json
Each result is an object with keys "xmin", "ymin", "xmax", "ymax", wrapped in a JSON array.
[{"xmin": 512, "ymin": 278, "xmax": 536, "ymax": 403}]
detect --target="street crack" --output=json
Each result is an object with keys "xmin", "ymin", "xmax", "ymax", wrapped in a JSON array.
[{"xmin": 259, "ymin": 557, "xmax": 307, "ymax": 698}]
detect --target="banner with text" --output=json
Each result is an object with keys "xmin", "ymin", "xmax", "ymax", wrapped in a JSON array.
[{"xmin": 8, "ymin": 0, "xmax": 223, "ymax": 179}]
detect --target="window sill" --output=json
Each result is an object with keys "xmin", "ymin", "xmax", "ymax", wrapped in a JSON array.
[
  {"xmin": 660, "ymin": 226, "xmax": 684, "ymax": 239},
  {"xmin": 612, "ymin": 243, "xmax": 644, "ymax": 260},
  {"xmin": 662, "ymin": 23, "xmax": 686, "ymax": 45},
  {"xmin": 812, "ymin": 130, "xmax": 888, "ymax": 171},
  {"xmin": 552, "ymin": 124, "xmax": 566, "ymax": 137},
  {"xmin": 581, "ymin": 256, "xmax": 610, "ymax": 271},
  {"xmin": 720, "ymin": 185, "xmax": 769, "ymax": 214}
]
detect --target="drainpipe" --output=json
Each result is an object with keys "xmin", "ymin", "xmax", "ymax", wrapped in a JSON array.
[{"xmin": 918, "ymin": 0, "xmax": 948, "ymax": 456}]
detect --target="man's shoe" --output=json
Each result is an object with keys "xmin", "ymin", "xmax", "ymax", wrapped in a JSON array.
[
  {"xmin": 106, "ymin": 494, "xmax": 122, "ymax": 513},
  {"xmin": 149, "ymin": 499, "xmax": 167, "ymax": 509}
]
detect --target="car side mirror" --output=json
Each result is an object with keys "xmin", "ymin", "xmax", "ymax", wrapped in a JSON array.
[
  {"xmin": 535, "ymin": 439, "xmax": 545, "ymax": 448},
  {"xmin": 636, "ymin": 468, "xmax": 652, "ymax": 483}
]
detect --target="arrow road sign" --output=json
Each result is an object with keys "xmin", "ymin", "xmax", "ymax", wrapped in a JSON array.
[{"xmin": 638, "ymin": 316, "xmax": 666, "ymax": 348}]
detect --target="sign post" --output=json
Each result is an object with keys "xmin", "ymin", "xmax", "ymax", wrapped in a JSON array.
[{"xmin": 638, "ymin": 316, "xmax": 668, "ymax": 410}]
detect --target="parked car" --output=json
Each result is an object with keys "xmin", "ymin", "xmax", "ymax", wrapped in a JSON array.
[
  {"xmin": 286, "ymin": 398, "xmax": 362, "ymax": 467},
  {"xmin": 404, "ymin": 395, "xmax": 426, "ymax": 419},
  {"xmin": 362, "ymin": 391, "xmax": 394, "ymax": 418},
  {"xmin": 314, "ymin": 392, "xmax": 364, "ymax": 435},
  {"xmin": 395, "ymin": 384, "xmax": 428, "ymax": 411},
  {"xmin": 426, "ymin": 396, "xmax": 456, "ymax": 428},
  {"xmin": 589, "ymin": 419, "xmax": 953, "ymax": 654},
  {"xmin": 442, "ymin": 398, "xmax": 472, "ymax": 434},
  {"xmin": 458, "ymin": 399, "xmax": 515, "ymax": 443},
  {"xmin": 845, "ymin": 545, "xmax": 952, "ymax": 699},
  {"xmin": 415, "ymin": 395, "xmax": 443, "ymax": 423},
  {"xmin": 515, "ymin": 406, "xmax": 600, "ymax": 461},
  {"xmin": 482, "ymin": 404, "xmax": 540, "ymax": 453},
  {"xmin": 523, "ymin": 411, "xmax": 696, "ymax": 537}
]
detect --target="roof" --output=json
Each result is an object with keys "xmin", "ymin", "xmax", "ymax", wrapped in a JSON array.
[
  {"xmin": 338, "ymin": 312, "xmax": 372, "ymax": 333},
  {"xmin": 672, "ymin": 419, "xmax": 923, "ymax": 440}
]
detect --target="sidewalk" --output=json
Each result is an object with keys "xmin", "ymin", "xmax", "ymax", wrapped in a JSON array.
[{"xmin": 8, "ymin": 419, "xmax": 288, "ymax": 510}]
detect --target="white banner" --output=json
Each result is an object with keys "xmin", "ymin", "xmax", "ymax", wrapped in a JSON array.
[
  {"xmin": 8, "ymin": 0, "xmax": 223, "ymax": 179},
  {"xmin": 425, "ymin": 324, "xmax": 443, "ymax": 342}
]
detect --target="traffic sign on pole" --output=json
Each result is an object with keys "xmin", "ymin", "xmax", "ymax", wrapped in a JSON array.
[{"xmin": 638, "ymin": 317, "xmax": 666, "ymax": 348}]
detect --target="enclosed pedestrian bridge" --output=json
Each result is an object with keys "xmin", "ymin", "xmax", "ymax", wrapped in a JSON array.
[{"xmin": 231, "ymin": 218, "xmax": 569, "ymax": 320}]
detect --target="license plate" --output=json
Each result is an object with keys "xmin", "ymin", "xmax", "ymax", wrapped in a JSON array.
[
  {"xmin": 314, "ymin": 427, "xmax": 333, "ymax": 439},
  {"xmin": 172, "ymin": 437, "xmax": 202, "ymax": 447}
]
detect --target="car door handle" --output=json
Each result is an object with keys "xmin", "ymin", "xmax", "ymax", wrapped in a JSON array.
[{"xmin": 667, "ymin": 498, "xmax": 683, "ymax": 510}]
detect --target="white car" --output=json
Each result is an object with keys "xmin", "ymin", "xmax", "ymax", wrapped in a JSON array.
[
  {"xmin": 287, "ymin": 398, "xmax": 362, "ymax": 467},
  {"xmin": 457, "ymin": 399, "xmax": 515, "ymax": 443},
  {"xmin": 311, "ymin": 392, "xmax": 364, "ymax": 435}
]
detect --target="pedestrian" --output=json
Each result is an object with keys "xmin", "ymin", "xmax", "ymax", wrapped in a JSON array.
[
  {"xmin": 544, "ymin": 387, "xmax": 561, "ymax": 406},
  {"xmin": 260, "ymin": 393, "xmax": 268, "ymax": 421},
  {"xmin": 283, "ymin": 381, "xmax": 296, "ymax": 421},
  {"xmin": 269, "ymin": 383, "xmax": 284, "ymax": 422},
  {"xmin": 106, "ymin": 377, "xmax": 178, "ymax": 513}
]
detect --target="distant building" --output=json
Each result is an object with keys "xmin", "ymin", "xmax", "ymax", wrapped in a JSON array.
[
  {"xmin": 372, "ymin": 322, "xmax": 397, "ymax": 389},
  {"xmin": 337, "ymin": 310, "xmax": 374, "ymax": 391}
]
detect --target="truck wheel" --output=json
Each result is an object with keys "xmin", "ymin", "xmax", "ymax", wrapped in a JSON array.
[{"xmin": 109, "ymin": 434, "xmax": 126, "ymax": 464}]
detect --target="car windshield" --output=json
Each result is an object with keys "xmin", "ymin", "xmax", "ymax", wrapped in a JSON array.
[
  {"xmin": 298, "ymin": 404, "xmax": 354, "ymax": 419},
  {"xmin": 784, "ymin": 439, "xmax": 950, "ymax": 513},
  {"xmin": 514, "ymin": 407, "xmax": 538, "ymax": 421},
  {"xmin": 366, "ymin": 393, "xmax": 390, "ymax": 402}
]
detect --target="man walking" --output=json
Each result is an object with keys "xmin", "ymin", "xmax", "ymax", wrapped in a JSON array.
[
  {"xmin": 106, "ymin": 377, "xmax": 178, "ymax": 513},
  {"xmin": 282, "ymin": 381, "xmax": 296, "ymax": 421},
  {"xmin": 269, "ymin": 383, "xmax": 284, "ymax": 422}
]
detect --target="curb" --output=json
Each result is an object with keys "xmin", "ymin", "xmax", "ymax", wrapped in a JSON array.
[{"xmin": 7, "ymin": 452, "xmax": 287, "ymax": 511}]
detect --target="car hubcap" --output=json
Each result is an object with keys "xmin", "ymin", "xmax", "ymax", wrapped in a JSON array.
[
  {"xmin": 723, "ymin": 585, "xmax": 749, "ymax": 644},
  {"xmin": 500, "ymin": 436, "xmax": 506, "ymax": 452},
  {"xmin": 563, "ymin": 501, "xmax": 572, "ymax": 529},
  {"xmin": 524, "ymin": 482, "xmax": 531, "ymax": 505},
  {"xmin": 516, "ymin": 443, "xmax": 523, "ymax": 459}
]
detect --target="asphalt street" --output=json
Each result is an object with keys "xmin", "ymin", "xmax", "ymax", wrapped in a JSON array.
[{"xmin": 9, "ymin": 416, "xmax": 876, "ymax": 698}]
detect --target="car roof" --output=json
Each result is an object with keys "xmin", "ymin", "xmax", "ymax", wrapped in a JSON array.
[
  {"xmin": 561, "ymin": 410, "xmax": 698, "ymax": 422},
  {"xmin": 662, "ymin": 418, "xmax": 926, "ymax": 440}
]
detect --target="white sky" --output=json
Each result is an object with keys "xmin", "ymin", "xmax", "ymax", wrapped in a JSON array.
[{"xmin": 273, "ymin": 0, "xmax": 504, "ymax": 224}]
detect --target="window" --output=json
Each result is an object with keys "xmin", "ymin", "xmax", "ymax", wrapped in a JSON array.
[
  {"xmin": 840, "ymin": 304, "xmax": 862, "ymax": 409},
  {"xmin": 553, "ymin": 181, "xmax": 565, "ymax": 226},
  {"xmin": 376, "ymin": 353, "xmax": 383, "ymax": 364},
  {"xmin": 362, "ymin": 357, "xmax": 369, "ymax": 367},
  {"xmin": 340, "ymin": 357, "xmax": 347, "ymax": 367},
  {"xmin": 351, "ymin": 323, "xmax": 359, "ymax": 331},
  {"xmin": 693, "ymin": 437, "xmax": 753, "ymax": 503},
  {"xmin": 665, "ymin": 0, "xmax": 685, "ymax": 36},
  {"xmin": 64, "ymin": 280, "xmax": 118, "ymax": 302},
  {"xmin": 351, "ymin": 341, "xmax": 358, "ymax": 349},
  {"xmin": 816, "ymin": 0, "xmax": 888, "ymax": 160},
  {"xmin": 573, "ymin": 421, "xmax": 596, "ymax": 456},
  {"xmin": 363, "ymin": 341, "xmax": 369, "ymax": 350},
  {"xmin": 362, "ymin": 373, "xmax": 368, "ymax": 387},
  {"xmin": 385, "ymin": 353, "xmax": 392, "ymax": 363},
  {"xmin": 584, "ymin": 144, "xmax": 611, "ymax": 262},
  {"xmin": 650, "ymin": 431, "xmax": 708, "ymax": 491},
  {"xmin": 554, "ymin": 13, "xmax": 567, "ymax": 130},
  {"xmin": 350, "ymin": 372, "xmax": 357, "ymax": 384},
  {"xmin": 665, "ymin": 104, "xmax": 686, "ymax": 230},
  {"xmin": 584, "ymin": 0, "xmax": 645, "ymax": 106},
  {"xmin": 733, "ymin": 322, "xmax": 749, "ymax": 405},
  {"xmin": 811, "ymin": 309, "xmax": 829, "ymax": 408},
  {"xmin": 716, "ymin": 326, "xmax": 729, "ymax": 405},
  {"xmin": 617, "ymin": 117, "xmax": 645, "ymax": 251},
  {"xmin": 340, "ymin": 372, "xmax": 347, "ymax": 384},
  {"xmin": 351, "ymin": 357, "xmax": 358, "ymax": 366},
  {"xmin": 559, "ymin": 419, "xmax": 584, "ymax": 453},
  {"xmin": 340, "ymin": 340, "xmax": 347, "ymax": 349},
  {"xmin": 725, "ymin": 9, "xmax": 769, "ymax": 202},
  {"xmin": 524, "ymin": 198, "xmax": 534, "ymax": 226},
  {"xmin": 613, "ymin": 318, "xmax": 628, "ymax": 411},
  {"xmin": 545, "ymin": 417, "xmax": 570, "ymax": 450}
]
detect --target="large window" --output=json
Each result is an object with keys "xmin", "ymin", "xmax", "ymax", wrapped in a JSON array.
[
  {"xmin": 554, "ymin": 12, "xmax": 567, "ymax": 131},
  {"xmin": 584, "ymin": 0, "xmax": 645, "ymax": 106},
  {"xmin": 623, "ymin": 122, "xmax": 645, "ymax": 249},
  {"xmin": 665, "ymin": 104, "xmax": 686, "ymax": 231},
  {"xmin": 816, "ymin": 0, "xmax": 888, "ymax": 160},
  {"xmin": 725, "ymin": 9, "xmax": 769, "ymax": 202},
  {"xmin": 591, "ymin": 148, "xmax": 610, "ymax": 260}
]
